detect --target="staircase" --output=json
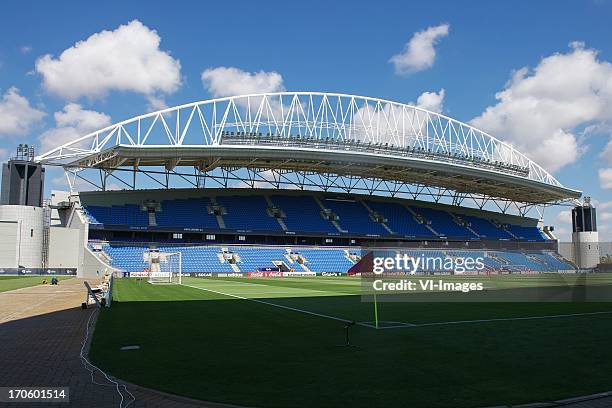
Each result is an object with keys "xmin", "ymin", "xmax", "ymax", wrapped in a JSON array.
[
  {"xmin": 405, "ymin": 206, "xmax": 439, "ymax": 236},
  {"xmin": 209, "ymin": 197, "xmax": 226, "ymax": 229},
  {"xmin": 298, "ymin": 262, "xmax": 313, "ymax": 273},
  {"xmin": 265, "ymin": 196, "xmax": 288, "ymax": 231},
  {"xmin": 450, "ymin": 213, "xmax": 480, "ymax": 238},
  {"xmin": 148, "ymin": 211, "xmax": 157, "ymax": 227},
  {"xmin": 503, "ymin": 226, "xmax": 518, "ymax": 239},
  {"xmin": 218, "ymin": 249, "xmax": 241, "ymax": 272},
  {"xmin": 314, "ymin": 197, "xmax": 347, "ymax": 233},
  {"xmin": 361, "ymin": 201, "xmax": 394, "ymax": 234}
]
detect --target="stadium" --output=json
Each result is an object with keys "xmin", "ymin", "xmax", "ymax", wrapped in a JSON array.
[{"xmin": 1, "ymin": 92, "xmax": 611, "ymax": 407}]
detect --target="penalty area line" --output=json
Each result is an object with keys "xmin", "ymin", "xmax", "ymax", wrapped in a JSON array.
[
  {"xmin": 181, "ymin": 283, "xmax": 354, "ymax": 325},
  {"xmin": 368, "ymin": 309, "xmax": 612, "ymax": 330}
]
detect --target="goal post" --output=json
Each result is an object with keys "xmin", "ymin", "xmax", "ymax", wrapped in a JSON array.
[{"xmin": 143, "ymin": 250, "xmax": 182, "ymax": 284}]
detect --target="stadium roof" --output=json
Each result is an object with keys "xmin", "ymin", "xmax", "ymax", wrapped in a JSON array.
[{"xmin": 35, "ymin": 92, "xmax": 581, "ymax": 205}]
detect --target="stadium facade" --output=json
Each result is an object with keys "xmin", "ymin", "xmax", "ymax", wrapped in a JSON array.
[{"xmin": 0, "ymin": 92, "xmax": 600, "ymax": 276}]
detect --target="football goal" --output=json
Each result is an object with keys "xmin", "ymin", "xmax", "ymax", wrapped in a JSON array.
[{"xmin": 143, "ymin": 250, "xmax": 182, "ymax": 284}]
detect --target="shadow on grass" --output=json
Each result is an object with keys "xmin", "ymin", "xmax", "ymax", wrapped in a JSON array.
[{"xmin": 89, "ymin": 285, "xmax": 612, "ymax": 408}]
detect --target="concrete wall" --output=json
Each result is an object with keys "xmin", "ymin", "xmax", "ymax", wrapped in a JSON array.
[
  {"xmin": 572, "ymin": 231, "xmax": 600, "ymax": 269},
  {"xmin": 82, "ymin": 246, "xmax": 117, "ymax": 278},
  {"xmin": 47, "ymin": 227, "xmax": 80, "ymax": 268},
  {"xmin": 56, "ymin": 201, "xmax": 117, "ymax": 277},
  {"xmin": 0, "ymin": 205, "xmax": 44, "ymax": 268},
  {"xmin": 0, "ymin": 221, "xmax": 18, "ymax": 267},
  {"xmin": 49, "ymin": 190, "xmax": 70, "ymax": 226},
  {"xmin": 54, "ymin": 203, "xmax": 89, "ymax": 277}
]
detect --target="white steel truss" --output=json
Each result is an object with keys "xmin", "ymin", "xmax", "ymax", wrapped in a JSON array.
[
  {"xmin": 37, "ymin": 92, "xmax": 565, "ymax": 187},
  {"xmin": 38, "ymin": 92, "xmax": 581, "ymax": 218}
]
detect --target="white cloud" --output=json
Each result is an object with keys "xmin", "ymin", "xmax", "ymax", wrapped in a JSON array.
[
  {"xmin": 36, "ymin": 20, "xmax": 181, "ymax": 100},
  {"xmin": 145, "ymin": 95, "xmax": 169, "ymax": 112},
  {"xmin": 471, "ymin": 42, "xmax": 612, "ymax": 173},
  {"xmin": 596, "ymin": 200, "xmax": 612, "ymax": 241},
  {"xmin": 600, "ymin": 168, "xmax": 612, "ymax": 189},
  {"xmin": 602, "ymin": 136, "xmax": 612, "ymax": 163},
  {"xmin": 50, "ymin": 172, "xmax": 120, "ymax": 191},
  {"xmin": 350, "ymin": 89, "xmax": 445, "ymax": 144},
  {"xmin": 20, "ymin": 45, "xmax": 32, "ymax": 54},
  {"xmin": 39, "ymin": 103, "xmax": 111, "ymax": 152},
  {"xmin": 416, "ymin": 88, "xmax": 445, "ymax": 113},
  {"xmin": 0, "ymin": 87, "xmax": 45, "ymax": 137},
  {"xmin": 556, "ymin": 210, "xmax": 572, "ymax": 224},
  {"xmin": 201, "ymin": 66, "xmax": 285, "ymax": 97},
  {"xmin": 389, "ymin": 23, "xmax": 449, "ymax": 75},
  {"xmin": 231, "ymin": 170, "xmax": 300, "ymax": 190}
]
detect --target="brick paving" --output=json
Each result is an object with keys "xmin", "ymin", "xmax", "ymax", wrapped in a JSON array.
[{"xmin": 0, "ymin": 278, "xmax": 237, "ymax": 408}]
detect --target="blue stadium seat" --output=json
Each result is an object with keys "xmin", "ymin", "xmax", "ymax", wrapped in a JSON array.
[
  {"xmin": 84, "ymin": 204, "xmax": 147, "ymax": 226},
  {"xmin": 322, "ymin": 199, "xmax": 388, "ymax": 236},
  {"xmin": 411, "ymin": 207, "xmax": 477, "ymax": 239},
  {"xmin": 231, "ymin": 246, "xmax": 288, "ymax": 271},
  {"xmin": 463, "ymin": 215, "xmax": 513, "ymax": 239},
  {"xmin": 505, "ymin": 224, "xmax": 546, "ymax": 241},
  {"xmin": 527, "ymin": 252, "xmax": 575, "ymax": 271},
  {"xmin": 491, "ymin": 251, "xmax": 544, "ymax": 270},
  {"xmin": 94, "ymin": 242, "xmax": 574, "ymax": 274},
  {"xmin": 82, "ymin": 194, "xmax": 549, "ymax": 243},
  {"xmin": 366, "ymin": 200, "xmax": 434, "ymax": 237},
  {"xmin": 216, "ymin": 196, "xmax": 281, "ymax": 231},
  {"xmin": 101, "ymin": 244, "xmax": 234, "ymax": 273},
  {"xmin": 271, "ymin": 195, "xmax": 338, "ymax": 234},
  {"xmin": 297, "ymin": 248, "xmax": 354, "ymax": 272},
  {"xmin": 156, "ymin": 198, "xmax": 219, "ymax": 229}
]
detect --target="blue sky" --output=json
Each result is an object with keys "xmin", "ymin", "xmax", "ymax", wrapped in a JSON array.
[{"xmin": 0, "ymin": 0, "xmax": 611, "ymax": 239}]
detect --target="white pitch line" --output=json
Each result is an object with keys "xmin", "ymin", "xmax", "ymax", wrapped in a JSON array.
[
  {"xmin": 182, "ymin": 283, "xmax": 354, "ymax": 324},
  {"xmin": 183, "ymin": 283, "xmax": 612, "ymax": 331},
  {"xmin": 200, "ymin": 279, "xmax": 349, "ymax": 296},
  {"xmin": 371, "ymin": 310, "xmax": 612, "ymax": 330},
  {"xmin": 358, "ymin": 321, "xmax": 417, "ymax": 329}
]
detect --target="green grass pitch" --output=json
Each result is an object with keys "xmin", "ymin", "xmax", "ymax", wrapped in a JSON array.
[
  {"xmin": 0, "ymin": 275, "xmax": 73, "ymax": 293},
  {"xmin": 90, "ymin": 276, "xmax": 612, "ymax": 408}
]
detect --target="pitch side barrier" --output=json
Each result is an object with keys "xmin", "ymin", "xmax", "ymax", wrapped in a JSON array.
[
  {"xmin": 186, "ymin": 272, "xmax": 342, "ymax": 278},
  {"xmin": 0, "ymin": 268, "xmax": 77, "ymax": 276}
]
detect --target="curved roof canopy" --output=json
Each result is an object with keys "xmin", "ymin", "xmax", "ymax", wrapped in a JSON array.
[{"xmin": 36, "ymin": 92, "xmax": 580, "ymax": 204}]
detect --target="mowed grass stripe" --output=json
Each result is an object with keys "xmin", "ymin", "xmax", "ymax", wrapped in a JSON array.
[
  {"xmin": 182, "ymin": 283, "xmax": 354, "ymax": 324},
  {"xmin": 184, "ymin": 277, "xmax": 355, "ymax": 297},
  {"xmin": 197, "ymin": 276, "xmax": 361, "ymax": 295}
]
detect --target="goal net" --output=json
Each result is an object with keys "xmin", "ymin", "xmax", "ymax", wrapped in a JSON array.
[{"xmin": 143, "ymin": 250, "xmax": 182, "ymax": 284}]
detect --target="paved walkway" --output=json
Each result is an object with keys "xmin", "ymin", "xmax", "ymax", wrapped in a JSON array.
[{"xmin": 0, "ymin": 278, "xmax": 231, "ymax": 408}]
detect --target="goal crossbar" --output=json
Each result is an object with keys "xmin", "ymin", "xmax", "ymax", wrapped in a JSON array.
[{"xmin": 143, "ymin": 250, "xmax": 182, "ymax": 284}]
